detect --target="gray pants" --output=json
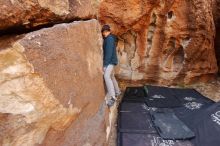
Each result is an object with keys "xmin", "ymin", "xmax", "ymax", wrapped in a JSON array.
[{"xmin": 104, "ymin": 65, "xmax": 120, "ymax": 99}]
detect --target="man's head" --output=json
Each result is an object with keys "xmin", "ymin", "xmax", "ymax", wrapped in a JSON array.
[{"xmin": 101, "ymin": 24, "xmax": 111, "ymax": 38}]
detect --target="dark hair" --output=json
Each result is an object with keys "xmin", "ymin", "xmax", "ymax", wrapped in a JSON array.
[{"xmin": 101, "ymin": 24, "xmax": 111, "ymax": 32}]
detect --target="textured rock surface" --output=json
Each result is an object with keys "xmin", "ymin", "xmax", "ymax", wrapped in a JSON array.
[
  {"xmin": 0, "ymin": 1, "xmax": 220, "ymax": 146},
  {"xmin": 0, "ymin": 20, "xmax": 109, "ymax": 146},
  {"xmin": 99, "ymin": 0, "xmax": 218, "ymax": 85},
  {"xmin": 0, "ymin": 0, "xmax": 218, "ymax": 85},
  {"xmin": 0, "ymin": 0, "xmax": 100, "ymax": 31},
  {"xmin": 0, "ymin": 43, "xmax": 80, "ymax": 146}
]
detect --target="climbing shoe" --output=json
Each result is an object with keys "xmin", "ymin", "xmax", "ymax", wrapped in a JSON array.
[
  {"xmin": 116, "ymin": 91, "xmax": 122, "ymax": 97},
  {"xmin": 107, "ymin": 97, "xmax": 116, "ymax": 107}
]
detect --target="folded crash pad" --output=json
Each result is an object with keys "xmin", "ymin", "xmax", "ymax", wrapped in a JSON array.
[{"xmin": 150, "ymin": 111, "xmax": 195, "ymax": 140}]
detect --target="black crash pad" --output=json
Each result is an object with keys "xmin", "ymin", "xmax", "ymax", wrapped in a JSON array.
[
  {"xmin": 119, "ymin": 102, "xmax": 149, "ymax": 112},
  {"xmin": 173, "ymin": 103, "xmax": 213, "ymax": 124},
  {"xmin": 150, "ymin": 111, "xmax": 195, "ymax": 140},
  {"xmin": 182, "ymin": 102, "xmax": 220, "ymax": 146},
  {"xmin": 171, "ymin": 88, "xmax": 214, "ymax": 105},
  {"xmin": 119, "ymin": 111, "xmax": 156, "ymax": 133},
  {"xmin": 118, "ymin": 133, "xmax": 194, "ymax": 146},
  {"xmin": 144, "ymin": 85, "xmax": 182, "ymax": 108},
  {"xmin": 171, "ymin": 89, "xmax": 215, "ymax": 123}
]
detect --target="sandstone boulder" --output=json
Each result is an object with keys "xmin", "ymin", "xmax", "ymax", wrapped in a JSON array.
[
  {"xmin": 0, "ymin": 19, "xmax": 108, "ymax": 146},
  {"xmin": 0, "ymin": 0, "xmax": 100, "ymax": 31}
]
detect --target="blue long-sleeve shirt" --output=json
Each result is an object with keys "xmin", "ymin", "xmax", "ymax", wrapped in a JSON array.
[{"xmin": 103, "ymin": 34, "xmax": 118, "ymax": 67}]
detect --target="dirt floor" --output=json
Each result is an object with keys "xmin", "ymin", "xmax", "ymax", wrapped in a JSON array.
[
  {"xmin": 107, "ymin": 78, "xmax": 220, "ymax": 146},
  {"xmin": 189, "ymin": 78, "xmax": 220, "ymax": 102}
]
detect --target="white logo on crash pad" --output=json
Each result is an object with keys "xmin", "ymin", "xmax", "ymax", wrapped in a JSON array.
[
  {"xmin": 152, "ymin": 95, "xmax": 166, "ymax": 99},
  {"xmin": 151, "ymin": 136, "xmax": 174, "ymax": 146},
  {"xmin": 184, "ymin": 97, "xmax": 196, "ymax": 101},
  {"xmin": 211, "ymin": 111, "xmax": 220, "ymax": 126},
  {"xmin": 184, "ymin": 102, "xmax": 203, "ymax": 110}
]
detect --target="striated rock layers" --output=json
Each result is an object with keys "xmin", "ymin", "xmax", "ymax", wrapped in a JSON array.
[
  {"xmin": 0, "ymin": 19, "xmax": 108, "ymax": 146},
  {"xmin": 99, "ymin": 0, "xmax": 218, "ymax": 85}
]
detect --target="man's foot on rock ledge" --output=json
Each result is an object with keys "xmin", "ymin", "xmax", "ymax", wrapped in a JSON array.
[
  {"xmin": 107, "ymin": 97, "xmax": 116, "ymax": 107},
  {"xmin": 116, "ymin": 91, "xmax": 122, "ymax": 97}
]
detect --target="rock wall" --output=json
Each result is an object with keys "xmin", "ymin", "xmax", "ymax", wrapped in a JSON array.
[
  {"xmin": 0, "ymin": 0, "xmax": 100, "ymax": 32},
  {"xmin": 0, "ymin": 19, "xmax": 109, "ymax": 146},
  {"xmin": 99, "ymin": 0, "xmax": 218, "ymax": 85},
  {"xmin": 0, "ymin": 1, "xmax": 220, "ymax": 146}
]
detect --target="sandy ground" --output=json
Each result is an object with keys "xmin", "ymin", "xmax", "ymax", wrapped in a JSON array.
[
  {"xmin": 107, "ymin": 78, "xmax": 220, "ymax": 146},
  {"xmin": 189, "ymin": 78, "xmax": 220, "ymax": 102}
]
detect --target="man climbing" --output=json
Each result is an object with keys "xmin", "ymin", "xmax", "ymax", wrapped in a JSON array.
[{"xmin": 102, "ymin": 24, "xmax": 121, "ymax": 107}]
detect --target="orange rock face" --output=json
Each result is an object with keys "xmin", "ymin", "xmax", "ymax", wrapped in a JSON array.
[
  {"xmin": 0, "ymin": 0, "xmax": 99, "ymax": 31},
  {"xmin": 0, "ymin": 20, "xmax": 109, "ymax": 146},
  {"xmin": 99, "ymin": 0, "xmax": 218, "ymax": 85},
  {"xmin": 0, "ymin": 0, "xmax": 218, "ymax": 86},
  {"xmin": 0, "ymin": 1, "xmax": 219, "ymax": 146}
]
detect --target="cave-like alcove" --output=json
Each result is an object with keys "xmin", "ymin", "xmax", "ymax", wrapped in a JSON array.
[{"xmin": 214, "ymin": 20, "xmax": 220, "ymax": 75}]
